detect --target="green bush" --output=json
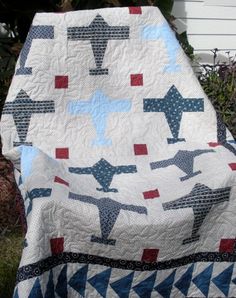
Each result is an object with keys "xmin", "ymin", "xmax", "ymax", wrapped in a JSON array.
[
  {"xmin": 0, "ymin": 38, "xmax": 18, "ymax": 114},
  {"xmin": 198, "ymin": 49, "xmax": 236, "ymax": 139},
  {"xmin": 0, "ymin": 229, "xmax": 23, "ymax": 298}
]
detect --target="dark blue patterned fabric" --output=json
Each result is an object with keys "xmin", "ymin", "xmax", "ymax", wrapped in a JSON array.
[
  {"xmin": 150, "ymin": 149, "xmax": 215, "ymax": 181},
  {"xmin": 143, "ymin": 85, "xmax": 204, "ymax": 143},
  {"xmin": 163, "ymin": 183, "xmax": 231, "ymax": 244},
  {"xmin": 16, "ymin": 25, "xmax": 54, "ymax": 75},
  {"xmin": 69, "ymin": 192, "xmax": 147, "ymax": 245},
  {"xmin": 69, "ymin": 158, "xmax": 137, "ymax": 192},
  {"xmin": 2, "ymin": 89, "xmax": 55, "ymax": 146},
  {"xmin": 67, "ymin": 15, "xmax": 129, "ymax": 75}
]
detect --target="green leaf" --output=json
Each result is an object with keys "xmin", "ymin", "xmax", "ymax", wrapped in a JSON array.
[
  {"xmin": 154, "ymin": 0, "xmax": 174, "ymax": 17},
  {"xmin": 177, "ymin": 31, "xmax": 194, "ymax": 59}
]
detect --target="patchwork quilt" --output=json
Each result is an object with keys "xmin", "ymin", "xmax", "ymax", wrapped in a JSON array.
[{"xmin": 1, "ymin": 6, "xmax": 236, "ymax": 298}]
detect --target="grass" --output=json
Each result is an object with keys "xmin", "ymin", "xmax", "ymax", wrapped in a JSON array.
[{"xmin": 0, "ymin": 229, "xmax": 23, "ymax": 298}]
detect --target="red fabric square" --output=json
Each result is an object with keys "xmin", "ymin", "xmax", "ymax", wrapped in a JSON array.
[
  {"xmin": 219, "ymin": 239, "xmax": 236, "ymax": 253},
  {"xmin": 54, "ymin": 176, "xmax": 69, "ymax": 187},
  {"xmin": 130, "ymin": 74, "xmax": 143, "ymax": 86},
  {"xmin": 142, "ymin": 249, "xmax": 159, "ymax": 263},
  {"xmin": 134, "ymin": 144, "xmax": 148, "ymax": 155},
  {"xmin": 129, "ymin": 7, "xmax": 142, "ymax": 14},
  {"xmin": 55, "ymin": 76, "xmax": 68, "ymax": 89},
  {"xmin": 229, "ymin": 163, "xmax": 236, "ymax": 171},
  {"xmin": 55, "ymin": 148, "xmax": 69, "ymax": 159},
  {"xmin": 208, "ymin": 142, "xmax": 220, "ymax": 147},
  {"xmin": 143, "ymin": 189, "xmax": 160, "ymax": 199},
  {"xmin": 50, "ymin": 237, "xmax": 64, "ymax": 254}
]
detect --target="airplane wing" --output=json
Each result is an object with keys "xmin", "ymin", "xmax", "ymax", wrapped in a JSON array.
[
  {"xmin": 69, "ymin": 167, "xmax": 92, "ymax": 174},
  {"xmin": 150, "ymin": 158, "xmax": 174, "ymax": 170},
  {"xmin": 121, "ymin": 203, "xmax": 147, "ymax": 215},
  {"xmin": 68, "ymin": 192, "xmax": 98, "ymax": 206},
  {"xmin": 115, "ymin": 165, "xmax": 137, "ymax": 175},
  {"xmin": 68, "ymin": 100, "xmax": 92, "ymax": 115}
]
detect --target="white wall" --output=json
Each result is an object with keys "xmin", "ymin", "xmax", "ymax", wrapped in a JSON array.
[{"xmin": 172, "ymin": 0, "xmax": 236, "ymax": 63}]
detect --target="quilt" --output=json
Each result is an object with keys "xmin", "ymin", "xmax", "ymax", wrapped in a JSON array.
[{"xmin": 1, "ymin": 6, "xmax": 236, "ymax": 298}]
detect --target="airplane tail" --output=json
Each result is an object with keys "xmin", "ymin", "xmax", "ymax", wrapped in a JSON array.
[
  {"xmin": 90, "ymin": 68, "xmax": 108, "ymax": 76},
  {"xmin": 91, "ymin": 235, "xmax": 116, "ymax": 246}
]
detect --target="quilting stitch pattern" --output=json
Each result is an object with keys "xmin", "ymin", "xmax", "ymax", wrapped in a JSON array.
[{"xmin": 16, "ymin": 25, "xmax": 54, "ymax": 75}]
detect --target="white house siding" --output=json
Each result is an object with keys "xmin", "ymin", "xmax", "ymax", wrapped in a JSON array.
[{"xmin": 172, "ymin": 0, "xmax": 236, "ymax": 64}]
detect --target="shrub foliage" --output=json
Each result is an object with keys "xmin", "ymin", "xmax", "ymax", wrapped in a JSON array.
[{"xmin": 198, "ymin": 49, "xmax": 236, "ymax": 139}]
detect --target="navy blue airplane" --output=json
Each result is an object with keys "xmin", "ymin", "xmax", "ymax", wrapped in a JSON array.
[
  {"xmin": 69, "ymin": 192, "xmax": 147, "ymax": 245},
  {"xmin": 150, "ymin": 149, "xmax": 215, "ymax": 181},
  {"xmin": 69, "ymin": 158, "xmax": 137, "ymax": 192},
  {"xmin": 162, "ymin": 183, "xmax": 231, "ymax": 244}
]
